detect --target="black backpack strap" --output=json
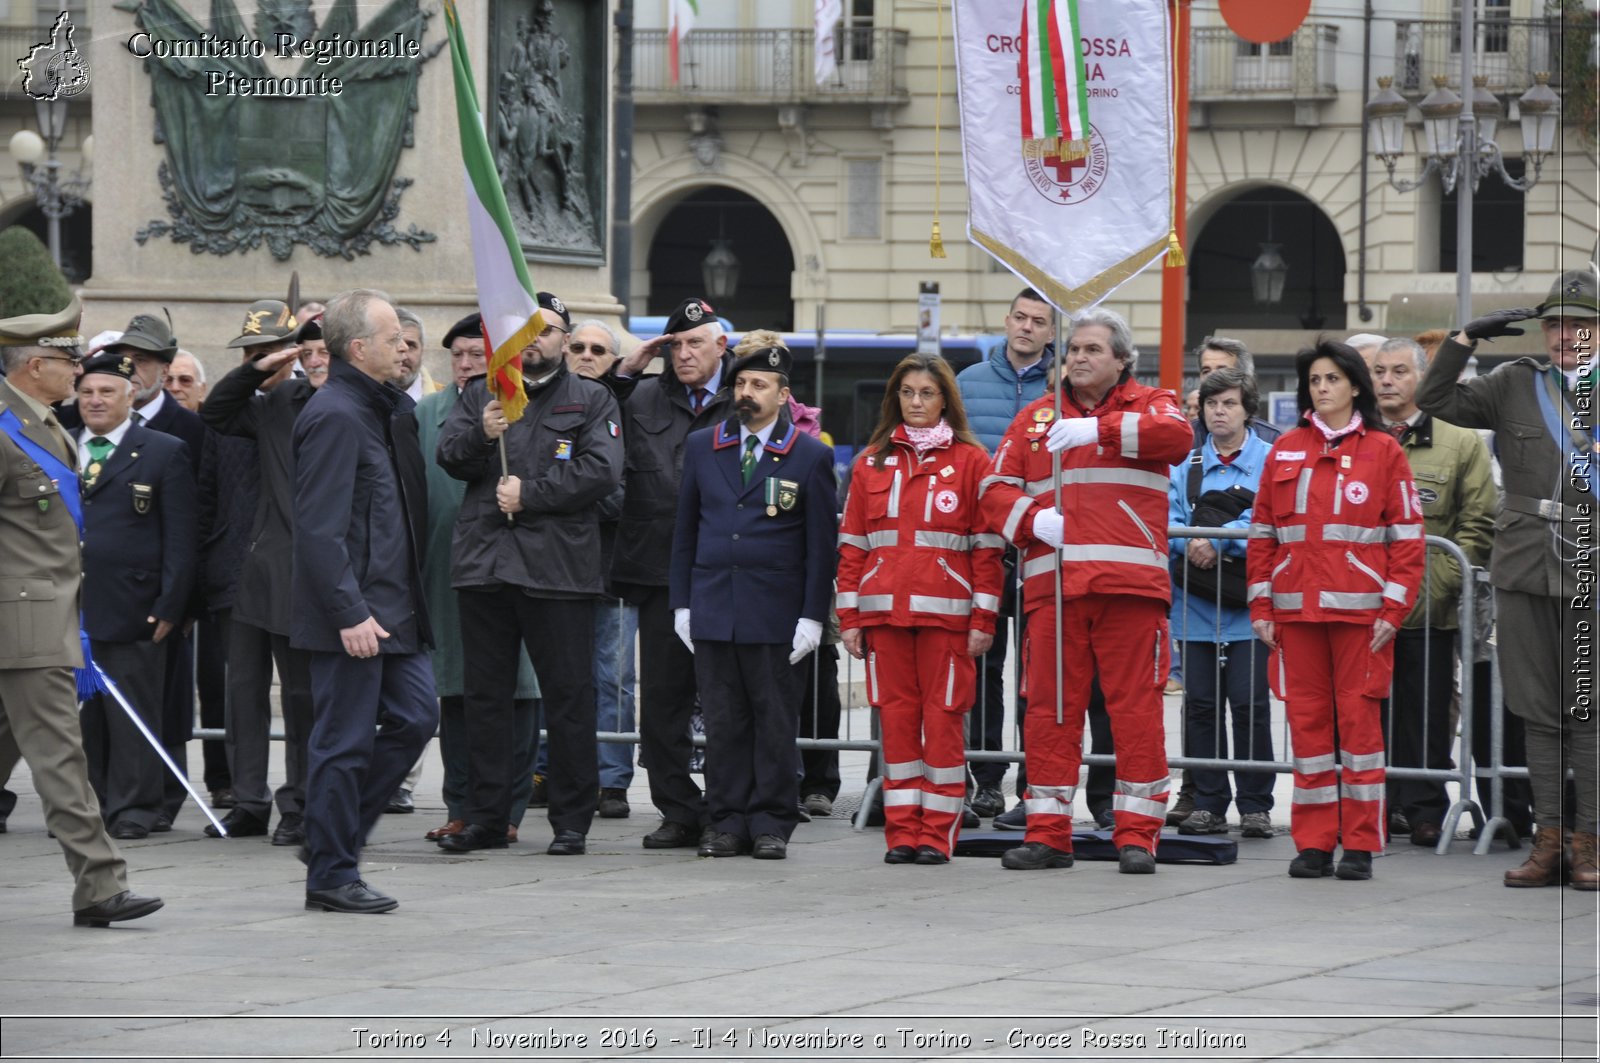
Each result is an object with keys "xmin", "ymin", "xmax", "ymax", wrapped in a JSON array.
[{"xmin": 1186, "ymin": 448, "xmax": 1204, "ymax": 507}]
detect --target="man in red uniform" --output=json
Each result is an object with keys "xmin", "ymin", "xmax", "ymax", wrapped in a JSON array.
[{"xmin": 980, "ymin": 308, "xmax": 1194, "ymax": 873}]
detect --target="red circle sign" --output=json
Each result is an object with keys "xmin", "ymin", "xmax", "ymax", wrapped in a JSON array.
[{"xmin": 1218, "ymin": 0, "xmax": 1312, "ymax": 45}]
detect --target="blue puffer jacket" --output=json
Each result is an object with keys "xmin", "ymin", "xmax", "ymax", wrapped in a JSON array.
[{"xmin": 955, "ymin": 342, "xmax": 1054, "ymax": 452}]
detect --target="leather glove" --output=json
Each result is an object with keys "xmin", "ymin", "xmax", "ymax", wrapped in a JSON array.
[
  {"xmin": 1462, "ymin": 306, "xmax": 1539, "ymax": 342},
  {"xmin": 1032, "ymin": 507, "xmax": 1064, "ymax": 549},
  {"xmin": 789, "ymin": 618, "xmax": 823, "ymax": 665},
  {"xmin": 1045, "ymin": 416, "xmax": 1099, "ymax": 453},
  {"xmin": 673, "ymin": 608, "xmax": 694, "ymax": 654}
]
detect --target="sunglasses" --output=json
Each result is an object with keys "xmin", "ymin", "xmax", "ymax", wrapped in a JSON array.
[
  {"xmin": 169, "ymin": 374, "xmax": 199, "ymax": 386},
  {"xmin": 568, "ymin": 343, "xmax": 612, "ymax": 357}
]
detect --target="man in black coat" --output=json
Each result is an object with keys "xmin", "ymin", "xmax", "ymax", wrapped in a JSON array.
[
  {"xmin": 606, "ymin": 297, "xmax": 737, "ymax": 849},
  {"xmin": 292, "ymin": 289, "xmax": 435, "ymax": 915},
  {"xmin": 200, "ymin": 301, "xmax": 319, "ymax": 844},
  {"xmin": 436, "ymin": 292, "xmax": 623, "ymax": 855},
  {"xmin": 74, "ymin": 352, "xmax": 196, "ymax": 839}
]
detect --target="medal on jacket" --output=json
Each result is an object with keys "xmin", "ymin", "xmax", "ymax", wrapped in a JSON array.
[{"xmin": 84, "ymin": 460, "xmax": 102, "ymax": 488}]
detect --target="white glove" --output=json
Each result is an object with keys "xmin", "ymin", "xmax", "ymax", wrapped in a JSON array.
[
  {"xmin": 789, "ymin": 618, "xmax": 824, "ymax": 665},
  {"xmin": 1032, "ymin": 507, "xmax": 1064, "ymax": 549},
  {"xmin": 674, "ymin": 608, "xmax": 694, "ymax": 654},
  {"xmin": 1045, "ymin": 416, "xmax": 1099, "ymax": 453}
]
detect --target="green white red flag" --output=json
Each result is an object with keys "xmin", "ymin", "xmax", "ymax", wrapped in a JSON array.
[
  {"xmin": 1019, "ymin": 0, "xmax": 1091, "ymax": 157},
  {"xmin": 671, "ymin": 0, "xmax": 699, "ymax": 85},
  {"xmin": 443, "ymin": 0, "xmax": 541, "ymax": 422}
]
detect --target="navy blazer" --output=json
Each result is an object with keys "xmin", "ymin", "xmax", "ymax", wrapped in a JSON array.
[
  {"xmin": 669, "ymin": 413, "xmax": 837, "ymax": 644},
  {"xmin": 290, "ymin": 357, "xmax": 431, "ymax": 655},
  {"xmin": 81, "ymin": 423, "xmax": 197, "ymax": 643}
]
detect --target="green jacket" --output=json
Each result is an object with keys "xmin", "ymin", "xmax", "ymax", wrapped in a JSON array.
[
  {"xmin": 416, "ymin": 386, "xmax": 539, "ymax": 699},
  {"xmin": 1397, "ymin": 413, "xmax": 1496, "ymax": 630}
]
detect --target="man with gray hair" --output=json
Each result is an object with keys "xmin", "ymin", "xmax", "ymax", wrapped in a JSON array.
[
  {"xmin": 981, "ymin": 307, "xmax": 1194, "ymax": 873},
  {"xmin": 1346, "ymin": 333, "xmax": 1388, "ymax": 370},
  {"xmin": 1372, "ymin": 337, "xmax": 1495, "ymax": 847}
]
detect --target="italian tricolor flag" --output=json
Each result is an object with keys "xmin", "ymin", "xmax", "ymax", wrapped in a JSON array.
[
  {"xmin": 444, "ymin": 0, "xmax": 542, "ymax": 422},
  {"xmin": 670, "ymin": 0, "xmax": 699, "ymax": 85},
  {"xmin": 1019, "ymin": 0, "xmax": 1090, "ymax": 155}
]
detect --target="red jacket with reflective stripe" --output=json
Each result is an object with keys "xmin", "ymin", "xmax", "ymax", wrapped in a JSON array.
[
  {"xmin": 1245, "ymin": 423, "xmax": 1425, "ymax": 627},
  {"xmin": 978, "ymin": 375, "xmax": 1193, "ymax": 611},
  {"xmin": 836, "ymin": 430, "xmax": 1004, "ymax": 635}
]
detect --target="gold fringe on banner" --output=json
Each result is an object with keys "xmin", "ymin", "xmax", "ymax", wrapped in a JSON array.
[
  {"xmin": 930, "ymin": 0, "xmax": 948, "ymax": 258},
  {"xmin": 1165, "ymin": 229, "xmax": 1187, "ymax": 267}
]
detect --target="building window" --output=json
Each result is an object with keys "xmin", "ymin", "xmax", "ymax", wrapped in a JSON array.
[
  {"xmin": 845, "ymin": 158, "xmax": 882, "ymax": 239},
  {"xmin": 1450, "ymin": 0, "xmax": 1511, "ymax": 55},
  {"xmin": 1439, "ymin": 157, "xmax": 1525, "ymax": 273}
]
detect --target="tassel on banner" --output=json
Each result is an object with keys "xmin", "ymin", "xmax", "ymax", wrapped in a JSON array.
[
  {"xmin": 929, "ymin": 220, "xmax": 948, "ymax": 259},
  {"xmin": 1165, "ymin": 228, "xmax": 1187, "ymax": 267},
  {"xmin": 1057, "ymin": 138, "xmax": 1089, "ymax": 161}
]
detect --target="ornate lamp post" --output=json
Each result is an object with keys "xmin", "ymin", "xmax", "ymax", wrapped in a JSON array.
[{"xmin": 7, "ymin": 97, "xmax": 93, "ymax": 270}]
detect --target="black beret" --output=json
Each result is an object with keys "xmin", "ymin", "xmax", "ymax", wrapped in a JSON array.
[
  {"xmin": 537, "ymin": 291, "xmax": 571, "ymax": 332},
  {"xmin": 664, "ymin": 297, "xmax": 717, "ymax": 336},
  {"xmin": 442, "ymin": 312, "xmax": 483, "ymax": 349},
  {"xmin": 729, "ymin": 345, "xmax": 792, "ymax": 381},
  {"xmin": 79, "ymin": 350, "xmax": 139, "ymax": 383}
]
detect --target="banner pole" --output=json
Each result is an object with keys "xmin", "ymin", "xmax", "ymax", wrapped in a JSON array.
[
  {"xmin": 1159, "ymin": 0, "xmax": 1191, "ymax": 394},
  {"xmin": 1053, "ymin": 307, "xmax": 1065, "ymax": 727}
]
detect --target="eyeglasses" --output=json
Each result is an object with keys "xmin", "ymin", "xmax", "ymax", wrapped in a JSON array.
[
  {"xmin": 34, "ymin": 354, "xmax": 82, "ymax": 366},
  {"xmin": 538, "ymin": 325, "xmax": 568, "ymax": 339},
  {"xmin": 569, "ymin": 343, "xmax": 612, "ymax": 357},
  {"xmin": 170, "ymin": 375, "xmax": 199, "ymax": 386},
  {"xmin": 898, "ymin": 388, "xmax": 942, "ymax": 403}
]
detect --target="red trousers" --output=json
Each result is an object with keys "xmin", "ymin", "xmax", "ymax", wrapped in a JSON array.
[
  {"xmin": 866, "ymin": 626, "xmax": 974, "ymax": 855},
  {"xmin": 1022, "ymin": 596, "xmax": 1170, "ymax": 852},
  {"xmin": 1277, "ymin": 621, "xmax": 1390, "ymax": 853}
]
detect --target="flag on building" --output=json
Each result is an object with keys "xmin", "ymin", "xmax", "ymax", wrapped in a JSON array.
[
  {"xmin": 815, "ymin": 0, "xmax": 842, "ymax": 86},
  {"xmin": 443, "ymin": 0, "xmax": 541, "ymax": 422},
  {"xmin": 670, "ymin": 0, "xmax": 700, "ymax": 85},
  {"xmin": 953, "ymin": 0, "xmax": 1175, "ymax": 311}
]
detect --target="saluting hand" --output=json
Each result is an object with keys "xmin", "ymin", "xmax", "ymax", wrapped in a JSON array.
[
  {"xmin": 619, "ymin": 333, "xmax": 673, "ymax": 377},
  {"xmin": 340, "ymin": 617, "xmax": 390, "ymax": 658},
  {"xmin": 482, "ymin": 398, "xmax": 510, "ymax": 441},
  {"xmin": 497, "ymin": 475, "xmax": 523, "ymax": 514}
]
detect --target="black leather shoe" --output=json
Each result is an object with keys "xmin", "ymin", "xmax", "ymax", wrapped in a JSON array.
[
  {"xmin": 205, "ymin": 807, "xmax": 268, "ymax": 839},
  {"xmin": 271, "ymin": 812, "xmax": 305, "ymax": 847},
  {"xmin": 884, "ymin": 845, "xmax": 916, "ymax": 864},
  {"xmin": 642, "ymin": 820, "xmax": 699, "ymax": 849},
  {"xmin": 210, "ymin": 788, "xmax": 236, "ymax": 809},
  {"xmin": 109, "ymin": 821, "xmax": 149, "ymax": 840},
  {"xmin": 1336, "ymin": 849, "xmax": 1373, "ymax": 880},
  {"xmin": 1289, "ymin": 848, "xmax": 1334, "ymax": 878},
  {"xmin": 914, "ymin": 845, "xmax": 950, "ymax": 865},
  {"xmin": 437, "ymin": 823, "xmax": 508, "ymax": 852},
  {"xmin": 1410, "ymin": 821, "xmax": 1443, "ymax": 847},
  {"xmin": 151, "ymin": 815, "xmax": 172, "ymax": 833},
  {"xmin": 961, "ymin": 805, "xmax": 980, "ymax": 829},
  {"xmin": 752, "ymin": 834, "xmax": 787, "ymax": 860},
  {"xmin": 384, "ymin": 787, "xmax": 414, "ymax": 814},
  {"xmin": 698, "ymin": 831, "xmax": 751, "ymax": 857},
  {"xmin": 1000, "ymin": 841, "xmax": 1074, "ymax": 870},
  {"xmin": 305, "ymin": 880, "xmax": 398, "ymax": 914},
  {"xmin": 547, "ymin": 829, "xmax": 586, "ymax": 855},
  {"xmin": 73, "ymin": 890, "xmax": 163, "ymax": 927},
  {"xmin": 597, "ymin": 788, "xmax": 630, "ymax": 819},
  {"xmin": 1118, "ymin": 845, "xmax": 1157, "ymax": 874}
]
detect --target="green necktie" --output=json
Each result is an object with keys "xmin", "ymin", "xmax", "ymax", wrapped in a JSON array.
[
  {"xmin": 741, "ymin": 435, "xmax": 762, "ymax": 485},
  {"xmin": 84, "ymin": 436, "xmax": 112, "ymax": 487}
]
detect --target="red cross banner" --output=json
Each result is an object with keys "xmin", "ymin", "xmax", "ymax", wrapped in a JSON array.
[{"xmin": 954, "ymin": 0, "xmax": 1176, "ymax": 310}]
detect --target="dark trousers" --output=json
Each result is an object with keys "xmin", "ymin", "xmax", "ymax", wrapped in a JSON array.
[
  {"xmin": 695, "ymin": 640, "xmax": 805, "ymax": 841},
  {"xmin": 637, "ymin": 586, "xmax": 706, "ymax": 828},
  {"xmin": 1182, "ymin": 640, "xmax": 1275, "ymax": 815},
  {"xmin": 1470, "ymin": 659, "xmax": 1534, "ymax": 836},
  {"xmin": 304, "ymin": 651, "xmax": 436, "ymax": 890},
  {"xmin": 195, "ymin": 614, "xmax": 231, "ymax": 793},
  {"xmin": 82, "ymin": 639, "xmax": 167, "ymax": 830},
  {"xmin": 459, "ymin": 588, "xmax": 597, "ymax": 835},
  {"xmin": 158, "ymin": 631, "xmax": 194, "ymax": 821},
  {"xmin": 1382, "ymin": 628, "xmax": 1455, "ymax": 829},
  {"xmin": 226, "ymin": 616, "xmax": 313, "ymax": 820},
  {"xmin": 799, "ymin": 645, "xmax": 842, "ymax": 799},
  {"xmin": 439, "ymin": 693, "xmax": 542, "ymax": 827}
]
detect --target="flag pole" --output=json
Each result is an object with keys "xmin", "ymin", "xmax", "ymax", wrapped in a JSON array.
[
  {"xmin": 1053, "ymin": 306, "xmax": 1064, "ymax": 726},
  {"xmin": 499, "ymin": 435, "xmax": 514, "ymax": 525},
  {"xmin": 1159, "ymin": 0, "xmax": 1191, "ymax": 394}
]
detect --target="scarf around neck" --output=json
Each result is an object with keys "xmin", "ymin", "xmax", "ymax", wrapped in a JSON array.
[
  {"xmin": 1308, "ymin": 409, "xmax": 1363, "ymax": 443},
  {"xmin": 904, "ymin": 419, "xmax": 953, "ymax": 456}
]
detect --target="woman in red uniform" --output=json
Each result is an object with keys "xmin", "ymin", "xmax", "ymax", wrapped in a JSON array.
[
  {"xmin": 1247, "ymin": 339, "xmax": 1424, "ymax": 881},
  {"xmin": 838, "ymin": 354, "xmax": 1003, "ymax": 865}
]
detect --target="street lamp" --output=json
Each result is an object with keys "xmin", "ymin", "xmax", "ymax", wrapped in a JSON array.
[
  {"xmin": 7, "ymin": 97, "xmax": 93, "ymax": 270},
  {"xmin": 1362, "ymin": 2, "xmax": 1561, "ymax": 327}
]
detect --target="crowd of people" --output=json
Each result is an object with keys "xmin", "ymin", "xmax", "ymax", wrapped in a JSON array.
[{"xmin": 0, "ymin": 267, "xmax": 1593, "ymax": 924}]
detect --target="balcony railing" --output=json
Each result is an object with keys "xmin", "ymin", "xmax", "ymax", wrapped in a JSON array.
[
  {"xmin": 1190, "ymin": 22, "xmax": 1338, "ymax": 101},
  {"xmin": 633, "ymin": 28, "xmax": 909, "ymax": 105},
  {"xmin": 2, "ymin": 25, "xmax": 94, "ymax": 100},
  {"xmin": 1392, "ymin": 18, "xmax": 1562, "ymax": 95}
]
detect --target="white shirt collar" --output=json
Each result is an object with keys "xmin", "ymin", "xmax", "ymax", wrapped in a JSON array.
[
  {"xmin": 739, "ymin": 418, "xmax": 778, "ymax": 450},
  {"xmin": 77, "ymin": 418, "xmax": 133, "ymax": 471},
  {"xmin": 405, "ymin": 375, "xmax": 425, "ymax": 402},
  {"xmin": 687, "ymin": 363, "xmax": 723, "ymax": 402},
  {"xmin": 134, "ymin": 387, "xmax": 165, "ymax": 424}
]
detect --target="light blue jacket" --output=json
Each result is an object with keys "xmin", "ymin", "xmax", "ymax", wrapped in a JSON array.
[
  {"xmin": 1167, "ymin": 432, "xmax": 1272, "ymax": 645},
  {"xmin": 955, "ymin": 342, "xmax": 1053, "ymax": 452}
]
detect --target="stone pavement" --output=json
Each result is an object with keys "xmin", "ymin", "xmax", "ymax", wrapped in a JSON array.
[{"xmin": 1, "ymin": 749, "xmax": 1596, "ymax": 1063}]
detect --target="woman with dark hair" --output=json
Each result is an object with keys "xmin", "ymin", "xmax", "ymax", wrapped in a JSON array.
[
  {"xmin": 1246, "ymin": 340, "xmax": 1424, "ymax": 881},
  {"xmin": 838, "ymin": 354, "xmax": 1003, "ymax": 864}
]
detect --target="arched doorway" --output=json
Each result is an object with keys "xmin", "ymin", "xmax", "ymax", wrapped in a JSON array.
[
  {"xmin": 1186, "ymin": 186, "xmax": 1344, "ymax": 340},
  {"xmin": 646, "ymin": 187, "xmax": 794, "ymax": 332},
  {"xmin": 0, "ymin": 200, "xmax": 92, "ymax": 285}
]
